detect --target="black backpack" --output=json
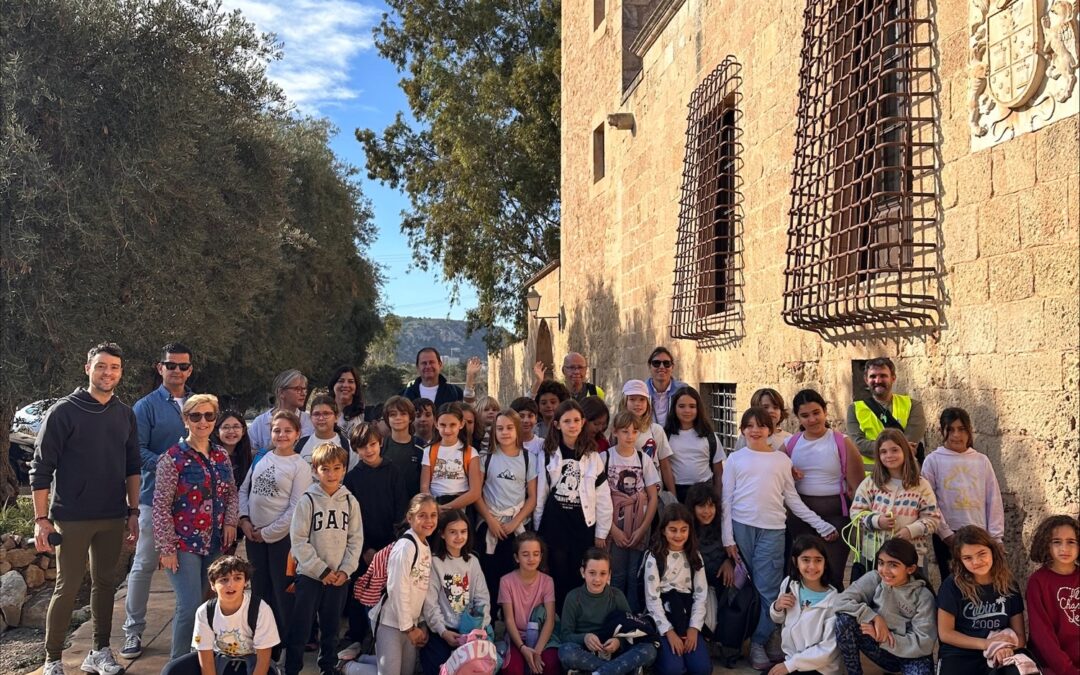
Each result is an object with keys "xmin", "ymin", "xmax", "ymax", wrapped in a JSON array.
[{"xmin": 206, "ymin": 595, "xmax": 263, "ymax": 635}]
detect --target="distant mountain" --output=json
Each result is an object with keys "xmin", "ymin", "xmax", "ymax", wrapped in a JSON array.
[{"xmin": 395, "ymin": 316, "xmax": 510, "ymax": 364}]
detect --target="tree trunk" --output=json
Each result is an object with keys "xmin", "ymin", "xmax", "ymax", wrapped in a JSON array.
[{"xmin": 0, "ymin": 408, "xmax": 18, "ymax": 506}]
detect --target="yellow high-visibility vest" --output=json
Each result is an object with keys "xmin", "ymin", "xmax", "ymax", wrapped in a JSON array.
[{"xmin": 853, "ymin": 395, "xmax": 913, "ymax": 467}]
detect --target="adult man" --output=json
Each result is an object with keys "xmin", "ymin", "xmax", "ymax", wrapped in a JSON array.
[
  {"xmin": 31, "ymin": 343, "xmax": 141, "ymax": 675},
  {"xmin": 118, "ymin": 342, "xmax": 193, "ymax": 659},
  {"xmin": 845, "ymin": 357, "xmax": 927, "ymax": 469},
  {"xmin": 401, "ymin": 347, "xmax": 466, "ymax": 406},
  {"xmin": 644, "ymin": 347, "xmax": 686, "ymax": 424},
  {"xmin": 248, "ymin": 368, "xmax": 315, "ymax": 451},
  {"xmin": 530, "ymin": 352, "xmax": 605, "ymax": 401}
]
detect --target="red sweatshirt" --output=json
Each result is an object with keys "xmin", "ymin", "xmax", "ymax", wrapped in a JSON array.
[{"xmin": 1026, "ymin": 565, "xmax": 1080, "ymax": 675}]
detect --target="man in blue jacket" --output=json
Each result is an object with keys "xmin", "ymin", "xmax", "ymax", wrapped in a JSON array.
[
  {"xmin": 401, "ymin": 347, "xmax": 465, "ymax": 407},
  {"xmin": 119, "ymin": 342, "xmax": 194, "ymax": 660}
]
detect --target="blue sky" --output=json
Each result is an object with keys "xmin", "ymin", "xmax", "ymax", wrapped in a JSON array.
[{"xmin": 221, "ymin": 0, "xmax": 478, "ymax": 320}]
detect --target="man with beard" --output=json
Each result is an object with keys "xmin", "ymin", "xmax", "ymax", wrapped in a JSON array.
[{"xmin": 846, "ymin": 357, "xmax": 927, "ymax": 468}]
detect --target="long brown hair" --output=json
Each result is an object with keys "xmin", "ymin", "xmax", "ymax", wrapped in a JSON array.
[
  {"xmin": 650, "ymin": 503, "xmax": 703, "ymax": 577},
  {"xmin": 950, "ymin": 525, "xmax": 1015, "ymax": 605},
  {"xmin": 542, "ymin": 399, "xmax": 597, "ymax": 459},
  {"xmin": 871, "ymin": 428, "xmax": 921, "ymax": 489}
]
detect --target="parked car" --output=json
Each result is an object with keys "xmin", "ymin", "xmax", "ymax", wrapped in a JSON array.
[{"xmin": 9, "ymin": 398, "xmax": 57, "ymax": 485}]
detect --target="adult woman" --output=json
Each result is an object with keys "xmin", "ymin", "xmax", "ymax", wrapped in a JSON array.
[
  {"xmin": 785, "ymin": 389, "xmax": 864, "ymax": 589},
  {"xmin": 153, "ymin": 394, "xmax": 239, "ymax": 660},
  {"xmin": 213, "ymin": 410, "xmax": 252, "ymax": 490},
  {"xmin": 328, "ymin": 365, "xmax": 365, "ymax": 435},
  {"xmin": 644, "ymin": 347, "xmax": 687, "ymax": 425}
]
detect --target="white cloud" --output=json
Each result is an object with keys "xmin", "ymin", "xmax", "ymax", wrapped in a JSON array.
[{"xmin": 222, "ymin": 0, "xmax": 379, "ymax": 112}]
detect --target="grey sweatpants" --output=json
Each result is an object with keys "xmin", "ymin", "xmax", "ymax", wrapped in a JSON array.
[{"xmin": 376, "ymin": 626, "xmax": 417, "ymax": 675}]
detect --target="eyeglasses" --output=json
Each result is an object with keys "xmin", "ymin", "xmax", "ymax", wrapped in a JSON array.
[
  {"xmin": 284, "ymin": 385, "xmax": 308, "ymax": 393},
  {"xmin": 161, "ymin": 362, "xmax": 192, "ymax": 371},
  {"xmin": 650, "ymin": 359, "xmax": 673, "ymax": 368},
  {"xmin": 218, "ymin": 424, "xmax": 244, "ymax": 432},
  {"xmin": 186, "ymin": 412, "xmax": 217, "ymax": 422},
  {"xmin": 564, "ymin": 365, "xmax": 586, "ymax": 371}
]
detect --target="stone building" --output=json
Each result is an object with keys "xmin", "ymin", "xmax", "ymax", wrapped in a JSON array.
[{"xmin": 490, "ymin": 0, "xmax": 1080, "ymax": 569}]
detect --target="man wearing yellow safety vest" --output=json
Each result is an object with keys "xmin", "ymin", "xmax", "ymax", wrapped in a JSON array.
[{"xmin": 845, "ymin": 357, "xmax": 927, "ymax": 470}]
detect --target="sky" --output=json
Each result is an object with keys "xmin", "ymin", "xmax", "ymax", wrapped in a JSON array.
[{"xmin": 220, "ymin": 0, "xmax": 479, "ymax": 320}]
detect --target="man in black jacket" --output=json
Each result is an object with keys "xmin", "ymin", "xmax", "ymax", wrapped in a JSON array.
[
  {"xmin": 401, "ymin": 347, "xmax": 465, "ymax": 407},
  {"xmin": 30, "ymin": 342, "xmax": 141, "ymax": 675}
]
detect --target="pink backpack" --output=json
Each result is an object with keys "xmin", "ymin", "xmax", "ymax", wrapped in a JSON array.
[
  {"xmin": 784, "ymin": 431, "xmax": 850, "ymax": 516},
  {"xmin": 439, "ymin": 629, "xmax": 498, "ymax": 675}
]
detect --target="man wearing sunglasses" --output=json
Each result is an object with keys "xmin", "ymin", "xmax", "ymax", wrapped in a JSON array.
[
  {"xmin": 120, "ymin": 342, "xmax": 195, "ymax": 660},
  {"xmin": 645, "ymin": 347, "xmax": 687, "ymax": 424}
]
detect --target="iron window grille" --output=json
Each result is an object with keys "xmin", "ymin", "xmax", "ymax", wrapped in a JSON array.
[
  {"xmin": 701, "ymin": 383, "xmax": 738, "ymax": 452},
  {"xmin": 784, "ymin": 0, "xmax": 940, "ymax": 335},
  {"xmin": 670, "ymin": 57, "xmax": 743, "ymax": 342}
]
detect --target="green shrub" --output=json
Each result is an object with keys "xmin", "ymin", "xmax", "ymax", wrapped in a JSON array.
[{"xmin": 0, "ymin": 495, "xmax": 35, "ymax": 538}]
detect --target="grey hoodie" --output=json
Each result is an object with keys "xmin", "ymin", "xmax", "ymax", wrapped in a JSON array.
[
  {"xmin": 832, "ymin": 570, "xmax": 937, "ymax": 658},
  {"xmin": 290, "ymin": 483, "xmax": 363, "ymax": 581}
]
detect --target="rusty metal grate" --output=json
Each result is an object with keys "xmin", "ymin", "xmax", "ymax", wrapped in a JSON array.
[
  {"xmin": 670, "ymin": 57, "xmax": 743, "ymax": 343},
  {"xmin": 784, "ymin": 0, "xmax": 940, "ymax": 335},
  {"xmin": 701, "ymin": 382, "xmax": 738, "ymax": 452}
]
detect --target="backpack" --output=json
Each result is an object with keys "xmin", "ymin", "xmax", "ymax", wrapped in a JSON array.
[
  {"xmin": 352, "ymin": 533, "xmax": 418, "ymax": 606},
  {"xmin": 206, "ymin": 594, "xmax": 263, "ymax": 635},
  {"xmin": 439, "ymin": 629, "xmax": 498, "ymax": 675},
  {"xmin": 483, "ymin": 446, "xmax": 529, "ymax": 480},
  {"xmin": 783, "ymin": 431, "xmax": 850, "ymax": 516}
]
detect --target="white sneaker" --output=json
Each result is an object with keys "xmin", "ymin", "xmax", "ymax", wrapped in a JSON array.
[
  {"xmin": 43, "ymin": 660, "xmax": 66, "ymax": 675},
  {"xmin": 80, "ymin": 648, "xmax": 124, "ymax": 675}
]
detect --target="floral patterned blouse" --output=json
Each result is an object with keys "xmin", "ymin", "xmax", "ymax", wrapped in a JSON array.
[{"xmin": 153, "ymin": 439, "xmax": 239, "ymax": 556}]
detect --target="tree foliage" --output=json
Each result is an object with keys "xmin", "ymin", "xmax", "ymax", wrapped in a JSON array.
[
  {"xmin": 0, "ymin": 0, "xmax": 382, "ymax": 503},
  {"xmin": 356, "ymin": 0, "xmax": 561, "ymax": 345}
]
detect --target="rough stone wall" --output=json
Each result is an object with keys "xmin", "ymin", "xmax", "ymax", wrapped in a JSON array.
[{"xmin": 490, "ymin": 0, "xmax": 1080, "ymax": 573}]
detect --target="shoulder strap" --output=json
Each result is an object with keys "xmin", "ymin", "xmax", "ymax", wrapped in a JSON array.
[
  {"xmin": 307, "ymin": 492, "xmax": 316, "ymax": 530},
  {"xmin": 207, "ymin": 597, "xmax": 217, "ymax": 631},
  {"xmin": 833, "ymin": 431, "xmax": 847, "ymax": 474},
  {"xmin": 706, "ymin": 431, "xmax": 717, "ymax": 457},
  {"xmin": 783, "ymin": 433, "xmax": 801, "ymax": 457},
  {"xmin": 428, "ymin": 443, "xmax": 440, "ymax": 471},
  {"xmin": 246, "ymin": 596, "xmax": 260, "ymax": 635},
  {"xmin": 636, "ymin": 450, "xmax": 645, "ymax": 472},
  {"xmin": 402, "ymin": 532, "xmax": 419, "ymax": 570},
  {"xmin": 861, "ymin": 397, "xmax": 904, "ymax": 430},
  {"xmin": 484, "ymin": 449, "xmax": 493, "ymax": 476}
]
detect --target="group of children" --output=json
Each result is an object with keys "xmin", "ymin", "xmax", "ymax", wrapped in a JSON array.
[{"xmin": 175, "ymin": 380, "xmax": 1078, "ymax": 675}]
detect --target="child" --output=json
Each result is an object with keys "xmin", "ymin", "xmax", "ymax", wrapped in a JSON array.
[
  {"xmin": 849, "ymin": 429, "xmax": 939, "ymax": 579},
  {"xmin": 937, "ymin": 525, "xmax": 1029, "ymax": 674},
  {"xmin": 536, "ymin": 400, "xmax": 613, "ymax": 609},
  {"xmin": 475, "ymin": 409, "xmax": 538, "ymax": 602},
  {"xmin": 414, "ymin": 398, "xmax": 436, "ymax": 447},
  {"xmin": 685, "ymin": 482, "xmax": 732, "ymax": 588},
  {"xmin": 534, "ymin": 380, "xmax": 570, "ymax": 440},
  {"xmin": 644, "ymin": 504, "xmax": 710, "ymax": 675},
  {"xmin": 296, "ymin": 394, "xmax": 356, "ymax": 474},
  {"xmin": 511, "ymin": 397, "xmax": 547, "ymax": 529},
  {"xmin": 499, "ymin": 533, "xmax": 560, "ymax": 675},
  {"xmin": 581, "ymin": 395, "xmax": 611, "ymax": 453},
  {"xmin": 238, "ymin": 410, "xmax": 312, "ymax": 652},
  {"xmin": 419, "ymin": 510, "xmax": 492, "ymax": 675},
  {"xmin": 832, "ymin": 538, "xmax": 936, "ymax": 675},
  {"xmin": 734, "ymin": 388, "xmax": 792, "ymax": 452},
  {"xmin": 617, "ymin": 380, "xmax": 675, "ymax": 495},
  {"xmin": 382, "ymin": 395, "xmax": 425, "ymax": 502},
  {"xmin": 557, "ymin": 548, "xmax": 658, "ymax": 674},
  {"xmin": 374, "ymin": 494, "xmax": 439, "ymax": 675},
  {"xmin": 285, "ymin": 444, "xmax": 363, "ymax": 675},
  {"xmin": 722, "ymin": 407, "xmax": 838, "ymax": 670},
  {"xmin": 342, "ymin": 422, "xmax": 407, "ymax": 643},
  {"xmin": 1025, "ymin": 515, "xmax": 1080, "ymax": 675},
  {"xmin": 474, "ymin": 396, "xmax": 502, "ymax": 455},
  {"xmin": 161, "ymin": 556, "xmax": 279, "ymax": 675},
  {"xmin": 421, "ymin": 403, "xmax": 481, "ymax": 512},
  {"xmin": 921, "ymin": 407, "xmax": 1004, "ymax": 581},
  {"xmin": 461, "ymin": 402, "xmax": 485, "ymax": 452},
  {"xmin": 662, "ymin": 386, "xmax": 719, "ymax": 502},
  {"xmin": 768, "ymin": 535, "xmax": 842, "ymax": 675},
  {"xmin": 602, "ymin": 410, "xmax": 660, "ymax": 611}
]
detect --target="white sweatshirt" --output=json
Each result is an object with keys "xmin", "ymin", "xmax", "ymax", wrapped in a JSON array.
[
  {"xmin": 376, "ymin": 529, "xmax": 432, "ymax": 631},
  {"xmin": 238, "ymin": 451, "xmax": 312, "ymax": 543},
  {"xmin": 768, "ymin": 577, "xmax": 842, "ymax": 675},
  {"xmin": 643, "ymin": 550, "xmax": 708, "ymax": 634},
  {"xmin": 920, "ymin": 446, "xmax": 1004, "ymax": 540},
  {"xmin": 721, "ymin": 448, "xmax": 836, "ymax": 546},
  {"xmin": 533, "ymin": 449, "xmax": 613, "ymax": 538},
  {"xmin": 289, "ymin": 483, "xmax": 363, "ymax": 580},
  {"xmin": 422, "ymin": 553, "xmax": 491, "ymax": 635}
]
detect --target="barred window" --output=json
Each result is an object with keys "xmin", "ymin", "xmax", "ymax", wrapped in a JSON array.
[
  {"xmin": 784, "ymin": 0, "xmax": 940, "ymax": 335},
  {"xmin": 670, "ymin": 57, "xmax": 742, "ymax": 343},
  {"xmin": 701, "ymin": 382, "xmax": 738, "ymax": 452}
]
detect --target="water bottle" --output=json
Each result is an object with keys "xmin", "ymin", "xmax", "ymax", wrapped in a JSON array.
[{"xmin": 524, "ymin": 621, "xmax": 540, "ymax": 649}]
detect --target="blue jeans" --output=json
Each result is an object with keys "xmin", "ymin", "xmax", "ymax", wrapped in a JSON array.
[
  {"xmin": 558, "ymin": 641, "xmax": 657, "ymax": 675},
  {"xmin": 655, "ymin": 633, "xmax": 711, "ymax": 675},
  {"xmin": 609, "ymin": 544, "xmax": 645, "ymax": 612},
  {"xmin": 122, "ymin": 504, "xmax": 157, "ymax": 638},
  {"xmin": 731, "ymin": 520, "xmax": 785, "ymax": 646},
  {"xmin": 834, "ymin": 613, "xmax": 934, "ymax": 675},
  {"xmin": 164, "ymin": 550, "xmax": 217, "ymax": 660}
]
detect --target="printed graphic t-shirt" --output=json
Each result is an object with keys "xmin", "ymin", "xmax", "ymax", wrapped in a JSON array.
[
  {"xmin": 422, "ymin": 441, "xmax": 477, "ymax": 498},
  {"xmin": 937, "ymin": 575, "xmax": 1024, "ymax": 659}
]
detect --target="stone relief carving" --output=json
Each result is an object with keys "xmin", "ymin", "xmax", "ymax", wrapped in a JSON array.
[{"xmin": 969, "ymin": 0, "xmax": 1080, "ymax": 150}]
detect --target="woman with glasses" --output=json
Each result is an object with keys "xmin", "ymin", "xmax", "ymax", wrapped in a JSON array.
[
  {"xmin": 213, "ymin": 411, "xmax": 253, "ymax": 491},
  {"xmin": 248, "ymin": 369, "xmax": 314, "ymax": 451},
  {"xmin": 152, "ymin": 394, "xmax": 239, "ymax": 660},
  {"xmin": 645, "ymin": 347, "xmax": 687, "ymax": 424}
]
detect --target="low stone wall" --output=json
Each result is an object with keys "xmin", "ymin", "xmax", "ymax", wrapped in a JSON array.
[{"xmin": 0, "ymin": 533, "xmax": 57, "ymax": 631}]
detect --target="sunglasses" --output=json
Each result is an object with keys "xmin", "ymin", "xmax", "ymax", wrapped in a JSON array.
[
  {"xmin": 161, "ymin": 362, "xmax": 192, "ymax": 371},
  {"xmin": 186, "ymin": 412, "xmax": 217, "ymax": 422},
  {"xmin": 650, "ymin": 359, "xmax": 673, "ymax": 368}
]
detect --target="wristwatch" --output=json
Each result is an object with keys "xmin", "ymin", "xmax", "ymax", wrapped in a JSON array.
[{"xmin": 127, "ymin": 508, "xmax": 139, "ymax": 517}]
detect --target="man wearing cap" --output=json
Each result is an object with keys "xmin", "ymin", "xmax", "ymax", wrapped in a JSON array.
[
  {"xmin": 531, "ymin": 351, "xmax": 605, "ymax": 401},
  {"xmin": 845, "ymin": 357, "xmax": 927, "ymax": 469}
]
